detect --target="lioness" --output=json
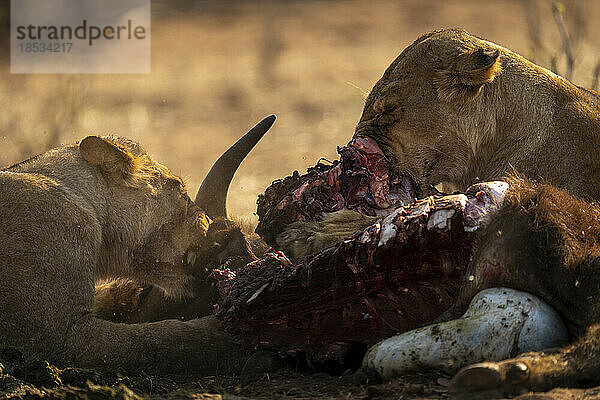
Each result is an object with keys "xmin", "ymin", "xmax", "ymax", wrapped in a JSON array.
[
  {"xmin": 276, "ymin": 29, "xmax": 600, "ymax": 394},
  {"xmin": 355, "ymin": 29, "xmax": 600, "ymax": 199},
  {"xmin": 0, "ymin": 116, "xmax": 275, "ymax": 374},
  {"xmin": 351, "ymin": 29, "xmax": 600, "ymax": 393}
]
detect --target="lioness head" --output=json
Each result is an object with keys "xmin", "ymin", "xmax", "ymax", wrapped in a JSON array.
[
  {"xmin": 354, "ymin": 29, "xmax": 505, "ymax": 195},
  {"xmin": 79, "ymin": 116, "xmax": 275, "ymax": 299}
]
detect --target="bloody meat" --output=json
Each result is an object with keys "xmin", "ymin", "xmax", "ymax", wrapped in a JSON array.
[{"xmin": 215, "ymin": 138, "xmax": 505, "ymax": 362}]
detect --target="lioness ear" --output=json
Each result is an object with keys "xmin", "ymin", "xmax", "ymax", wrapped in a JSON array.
[
  {"xmin": 80, "ymin": 136, "xmax": 135, "ymax": 180},
  {"xmin": 435, "ymin": 48, "xmax": 502, "ymax": 102}
]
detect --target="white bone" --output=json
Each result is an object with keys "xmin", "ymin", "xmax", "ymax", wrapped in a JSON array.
[
  {"xmin": 378, "ymin": 213, "xmax": 398, "ymax": 247},
  {"xmin": 427, "ymin": 209, "xmax": 455, "ymax": 231},
  {"xmin": 361, "ymin": 287, "xmax": 568, "ymax": 379},
  {"xmin": 463, "ymin": 181, "xmax": 509, "ymax": 232}
]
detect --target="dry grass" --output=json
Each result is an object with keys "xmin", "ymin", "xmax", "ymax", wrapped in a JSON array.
[{"xmin": 2, "ymin": 0, "xmax": 600, "ymax": 220}]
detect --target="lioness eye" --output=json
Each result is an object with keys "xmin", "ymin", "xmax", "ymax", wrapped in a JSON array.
[
  {"xmin": 373, "ymin": 100, "xmax": 398, "ymax": 115},
  {"xmin": 383, "ymin": 104, "xmax": 398, "ymax": 113}
]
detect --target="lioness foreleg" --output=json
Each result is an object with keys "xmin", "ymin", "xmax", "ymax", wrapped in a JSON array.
[
  {"xmin": 450, "ymin": 324, "xmax": 600, "ymax": 394},
  {"xmin": 276, "ymin": 209, "xmax": 377, "ymax": 260},
  {"xmin": 64, "ymin": 313, "xmax": 246, "ymax": 374},
  {"xmin": 94, "ymin": 279, "xmax": 151, "ymax": 322},
  {"xmin": 94, "ymin": 278, "xmax": 218, "ymax": 324}
]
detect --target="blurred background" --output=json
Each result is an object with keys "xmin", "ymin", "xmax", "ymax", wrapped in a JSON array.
[{"xmin": 1, "ymin": 0, "xmax": 599, "ymax": 221}]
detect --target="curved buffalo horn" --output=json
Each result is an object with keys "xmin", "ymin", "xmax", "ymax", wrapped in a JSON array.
[{"xmin": 195, "ymin": 115, "xmax": 276, "ymax": 219}]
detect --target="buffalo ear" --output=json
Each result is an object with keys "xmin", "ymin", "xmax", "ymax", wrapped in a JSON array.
[
  {"xmin": 80, "ymin": 136, "xmax": 135, "ymax": 181},
  {"xmin": 435, "ymin": 48, "xmax": 502, "ymax": 102}
]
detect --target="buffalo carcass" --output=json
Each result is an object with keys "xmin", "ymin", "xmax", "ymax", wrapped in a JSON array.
[{"xmin": 215, "ymin": 136, "xmax": 600, "ymax": 394}]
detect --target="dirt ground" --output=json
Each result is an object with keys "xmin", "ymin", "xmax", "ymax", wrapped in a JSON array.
[
  {"xmin": 4, "ymin": 356, "xmax": 600, "ymax": 400},
  {"xmin": 0, "ymin": 353, "xmax": 451, "ymax": 400},
  {"xmin": 4, "ymin": 0, "xmax": 600, "ymax": 399}
]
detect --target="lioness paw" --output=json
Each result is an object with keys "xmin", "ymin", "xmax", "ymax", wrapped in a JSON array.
[
  {"xmin": 449, "ymin": 357, "xmax": 539, "ymax": 395},
  {"xmin": 276, "ymin": 210, "xmax": 377, "ymax": 261}
]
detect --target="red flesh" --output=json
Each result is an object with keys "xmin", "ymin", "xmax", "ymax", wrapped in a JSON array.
[
  {"xmin": 215, "ymin": 138, "xmax": 481, "ymax": 362},
  {"xmin": 216, "ymin": 197, "xmax": 476, "ymax": 361},
  {"xmin": 255, "ymin": 137, "xmax": 415, "ymax": 246}
]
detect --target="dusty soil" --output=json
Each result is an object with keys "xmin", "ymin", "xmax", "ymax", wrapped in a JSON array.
[
  {"xmin": 3, "ymin": 349, "xmax": 600, "ymax": 400},
  {"xmin": 0, "ymin": 349, "xmax": 450, "ymax": 399}
]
